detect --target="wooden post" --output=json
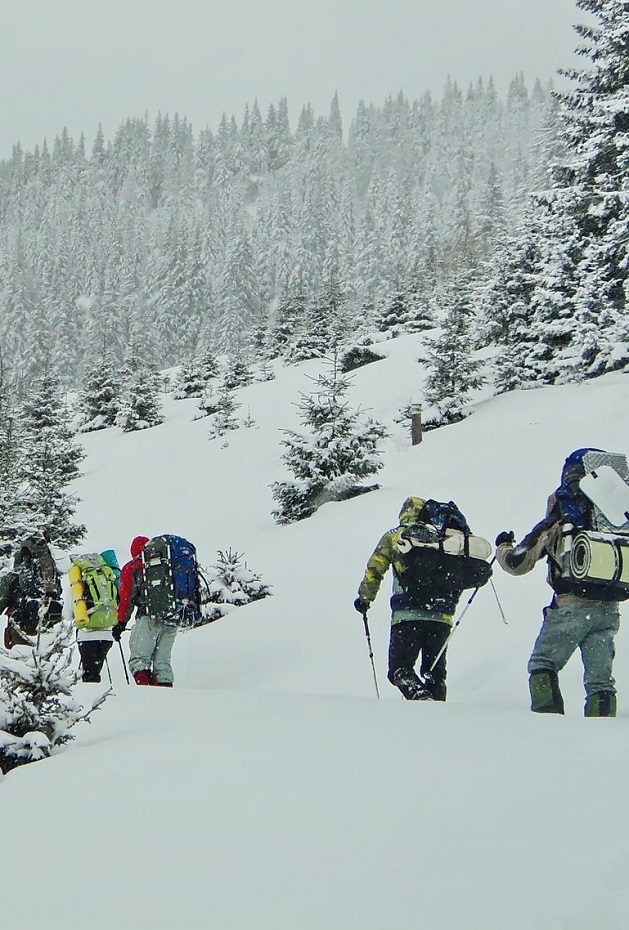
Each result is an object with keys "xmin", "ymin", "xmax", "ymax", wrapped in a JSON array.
[{"xmin": 410, "ymin": 404, "xmax": 423, "ymax": 445}]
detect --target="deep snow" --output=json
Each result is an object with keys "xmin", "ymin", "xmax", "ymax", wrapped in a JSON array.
[{"xmin": 2, "ymin": 334, "xmax": 629, "ymax": 930}]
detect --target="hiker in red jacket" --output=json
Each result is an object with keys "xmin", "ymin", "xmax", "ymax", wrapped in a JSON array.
[{"xmin": 112, "ymin": 535, "xmax": 176, "ymax": 687}]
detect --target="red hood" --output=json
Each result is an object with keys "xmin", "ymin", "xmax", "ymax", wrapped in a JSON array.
[{"xmin": 130, "ymin": 536, "xmax": 150, "ymax": 558}]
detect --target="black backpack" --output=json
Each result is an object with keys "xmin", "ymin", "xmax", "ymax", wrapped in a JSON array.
[
  {"xmin": 11, "ymin": 535, "xmax": 62, "ymax": 636},
  {"xmin": 395, "ymin": 500, "xmax": 492, "ymax": 613}
]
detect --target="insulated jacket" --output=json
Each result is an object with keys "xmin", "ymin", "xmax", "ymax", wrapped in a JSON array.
[
  {"xmin": 357, "ymin": 497, "xmax": 454, "ymax": 622},
  {"xmin": 117, "ymin": 536, "xmax": 149, "ymax": 623},
  {"xmin": 495, "ymin": 492, "xmax": 616, "ymax": 607}
]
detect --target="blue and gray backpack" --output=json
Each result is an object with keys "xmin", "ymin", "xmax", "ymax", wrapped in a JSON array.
[{"xmin": 142, "ymin": 535, "xmax": 202, "ymax": 628}]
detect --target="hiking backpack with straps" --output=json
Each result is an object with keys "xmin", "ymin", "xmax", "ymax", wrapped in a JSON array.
[
  {"xmin": 10, "ymin": 534, "xmax": 62, "ymax": 636},
  {"xmin": 394, "ymin": 500, "xmax": 493, "ymax": 612},
  {"xmin": 141, "ymin": 535, "xmax": 202, "ymax": 628},
  {"xmin": 553, "ymin": 448, "xmax": 629, "ymax": 601},
  {"xmin": 69, "ymin": 552, "xmax": 119, "ymax": 630}
]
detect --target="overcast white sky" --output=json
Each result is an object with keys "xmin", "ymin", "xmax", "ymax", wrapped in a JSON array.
[{"xmin": 1, "ymin": 0, "xmax": 588, "ymax": 160}]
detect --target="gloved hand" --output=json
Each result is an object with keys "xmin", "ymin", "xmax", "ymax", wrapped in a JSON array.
[
  {"xmin": 354, "ymin": 597, "xmax": 370, "ymax": 615},
  {"xmin": 111, "ymin": 621, "xmax": 127, "ymax": 642},
  {"xmin": 495, "ymin": 530, "xmax": 515, "ymax": 547}
]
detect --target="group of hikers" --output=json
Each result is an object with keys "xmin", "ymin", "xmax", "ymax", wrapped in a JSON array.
[
  {"xmin": 354, "ymin": 447, "xmax": 629, "ymax": 717},
  {"xmin": 0, "ymin": 534, "xmax": 191, "ymax": 687},
  {"xmin": 0, "ymin": 447, "xmax": 627, "ymax": 714}
]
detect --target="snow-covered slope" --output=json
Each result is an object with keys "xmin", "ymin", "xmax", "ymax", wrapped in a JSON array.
[{"xmin": 3, "ymin": 335, "xmax": 629, "ymax": 930}]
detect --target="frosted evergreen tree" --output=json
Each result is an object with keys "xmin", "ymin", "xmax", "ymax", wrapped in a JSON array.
[
  {"xmin": 271, "ymin": 355, "xmax": 387, "ymax": 524},
  {"xmin": 221, "ymin": 354, "xmax": 253, "ymax": 390},
  {"xmin": 116, "ymin": 359, "xmax": 164, "ymax": 432},
  {"xmin": 207, "ymin": 386, "xmax": 241, "ymax": 442},
  {"xmin": 78, "ymin": 355, "xmax": 121, "ymax": 431},
  {"xmin": 198, "ymin": 548, "xmax": 272, "ymax": 624},
  {"xmin": 513, "ymin": 0, "xmax": 629, "ymax": 380},
  {"xmin": 19, "ymin": 373, "xmax": 85, "ymax": 547},
  {"xmin": 0, "ymin": 619, "xmax": 108, "ymax": 774},
  {"xmin": 0, "ymin": 374, "xmax": 27, "ymax": 544},
  {"xmin": 174, "ymin": 347, "xmax": 220, "ymax": 399},
  {"xmin": 421, "ymin": 276, "xmax": 485, "ymax": 427}
]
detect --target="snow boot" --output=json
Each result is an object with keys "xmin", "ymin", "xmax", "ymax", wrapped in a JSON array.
[
  {"xmin": 584, "ymin": 691, "xmax": 616, "ymax": 718},
  {"xmin": 392, "ymin": 667, "xmax": 434, "ymax": 701},
  {"xmin": 529, "ymin": 670, "xmax": 565, "ymax": 714},
  {"xmin": 133, "ymin": 669, "xmax": 154, "ymax": 686}
]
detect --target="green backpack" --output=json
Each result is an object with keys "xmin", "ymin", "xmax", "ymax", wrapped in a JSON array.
[{"xmin": 71, "ymin": 553, "xmax": 119, "ymax": 630}]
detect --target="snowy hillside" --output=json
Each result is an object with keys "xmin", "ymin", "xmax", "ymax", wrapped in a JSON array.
[{"xmin": 3, "ymin": 334, "xmax": 629, "ymax": 930}]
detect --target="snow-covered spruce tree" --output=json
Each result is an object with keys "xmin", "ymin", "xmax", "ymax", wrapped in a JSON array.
[
  {"xmin": 174, "ymin": 347, "xmax": 220, "ymax": 399},
  {"xmin": 220, "ymin": 354, "xmax": 253, "ymax": 390},
  {"xmin": 198, "ymin": 548, "xmax": 272, "ymax": 625},
  {"xmin": 207, "ymin": 385, "xmax": 241, "ymax": 442},
  {"xmin": 19, "ymin": 373, "xmax": 85, "ymax": 548},
  {"xmin": 271, "ymin": 355, "xmax": 387, "ymax": 524},
  {"xmin": 116, "ymin": 359, "xmax": 164, "ymax": 431},
  {"xmin": 78, "ymin": 355, "xmax": 121, "ymax": 431},
  {"xmin": 0, "ymin": 376, "xmax": 27, "ymax": 545},
  {"xmin": 421, "ymin": 276, "xmax": 485, "ymax": 428},
  {"xmin": 510, "ymin": 0, "xmax": 629, "ymax": 380},
  {"xmin": 0, "ymin": 619, "xmax": 108, "ymax": 774}
]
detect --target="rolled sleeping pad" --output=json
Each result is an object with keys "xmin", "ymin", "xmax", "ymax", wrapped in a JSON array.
[
  {"xmin": 68, "ymin": 563, "xmax": 89, "ymax": 627},
  {"xmin": 569, "ymin": 532, "xmax": 626, "ymax": 582}
]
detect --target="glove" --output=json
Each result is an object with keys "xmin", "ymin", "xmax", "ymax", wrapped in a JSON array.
[
  {"xmin": 354, "ymin": 597, "xmax": 370, "ymax": 615},
  {"xmin": 495, "ymin": 530, "xmax": 515, "ymax": 547},
  {"xmin": 111, "ymin": 621, "xmax": 127, "ymax": 642}
]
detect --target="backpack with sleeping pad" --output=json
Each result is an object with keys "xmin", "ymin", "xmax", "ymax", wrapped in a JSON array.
[
  {"xmin": 69, "ymin": 552, "xmax": 119, "ymax": 630},
  {"xmin": 394, "ymin": 500, "xmax": 493, "ymax": 613},
  {"xmin": 141, "ymin": 535, "xmax": 202, "ymax": 628},
  {"xmin": 552, "ymin": 448, "xmax": 629, "ymax": 601}
]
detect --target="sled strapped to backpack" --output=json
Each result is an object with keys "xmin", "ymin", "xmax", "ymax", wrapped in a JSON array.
[
  {"xmin": 394, "ymin": 500, "xmax": 493, "ymax": 612},
  {"xmin": 142, "ymin": 535, "xmax": 202, "ymax": 628},
  {"xmin": 555, "ymin": 449, "xmax": 629, "ymax": 600}
]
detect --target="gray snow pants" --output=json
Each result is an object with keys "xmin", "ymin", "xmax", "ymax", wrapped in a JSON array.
[
  {"xmin": 528, "ymin": 600, "xmax": 620, "ymax": 697},
  {"xmin": 128, "ymin": 615, "xmax": 178, "ymax": 685}
]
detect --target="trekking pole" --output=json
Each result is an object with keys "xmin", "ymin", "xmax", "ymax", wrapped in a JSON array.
[
  {"xmin": 361, "ymin": 611, "xmax": 381, "ymax": 700},
  {"xmin": 489, "ymin": 576, "xmax": 508, "ymax": 625},
  {"xmin": 104, "ymin": 654, "xmax": 113, "ymax": 685},
  {"xmin": 118, "ymin": 639, "xmax": 130, "ymax": 685},
  {"xmin": 429, "ymin": 556, "xmax": 497, "ymax": 674}
]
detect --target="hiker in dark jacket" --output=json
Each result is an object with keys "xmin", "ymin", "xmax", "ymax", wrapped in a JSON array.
[
  {"xmin": 0, "ymin": 533, "xmax": 62, "ymax": 649},
  {"xmin": 495, "ymin": 453, "xmax": 621, "ymax": 717},
  {"xmin": 113, "ymin": 535, "xmax": 177, "ymax": 687},
  {"xmin": 354, "ymin": 497, "xmax": 454, "ymax": 701}
]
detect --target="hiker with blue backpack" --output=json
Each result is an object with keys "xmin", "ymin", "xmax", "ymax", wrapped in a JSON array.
[
  {"xmin": 113, "ymin": 534, "xmax": 202, "ymax": 687},
  {"xmin": 495, "ymin": 448, "xmax": 629, "ymax": 717},
  {"xmin": 354, "ymin": 496, "xmax": 493, "ymax": 700}
]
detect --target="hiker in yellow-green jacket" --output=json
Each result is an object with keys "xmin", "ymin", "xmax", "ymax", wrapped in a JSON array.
[{"xmin": 354, "ymin": 497, "xmax": 454, "ymax": 701}]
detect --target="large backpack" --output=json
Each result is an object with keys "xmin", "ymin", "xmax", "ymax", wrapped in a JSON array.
[
  {"xmin": 394, "ymin": 500, "xmax": 492, "ymax": 612},
  {"xmin": 553, "ymin": 449, "xmax": 629, "ymax": 601},
  {"xmin": 10, "ymin": 535, "xmax": 62, "ymax": 636},
  {"xmin": 69, "ymin": 553, "xmax": 119, "ymax": 630},
  {"xmin": 141, "ymin": 535, "xmax": 201, "ymax": 628}
]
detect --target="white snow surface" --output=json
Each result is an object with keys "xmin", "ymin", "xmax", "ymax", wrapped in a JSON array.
[{"xmin": 4, "ymin": 334, "xmax": 629, "ymax": 930}]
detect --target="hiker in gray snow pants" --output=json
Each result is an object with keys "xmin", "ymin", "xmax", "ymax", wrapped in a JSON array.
[
  {"xmin": 528, "ymin": 601, "xmax": 620, "ymax": 702},
  {"xmin": 128, "ymin": 615, "xmax": 178, "ymax": 685}
]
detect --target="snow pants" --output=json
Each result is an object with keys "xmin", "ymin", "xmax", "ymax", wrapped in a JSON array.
[
  {"xmin": 527, "ymin": 600, "xmax": 620, "ymax": 716},
  {"xmin": 128, "ymin": 615, "xmax": 178, "ymax": 685},
  {"xmin": 387, "ymin": 617, "xmax": 450, "ymax": 701},
  {"xmin": 78, "ymin": 639, "xmax": 113, "ymax": 683}
]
